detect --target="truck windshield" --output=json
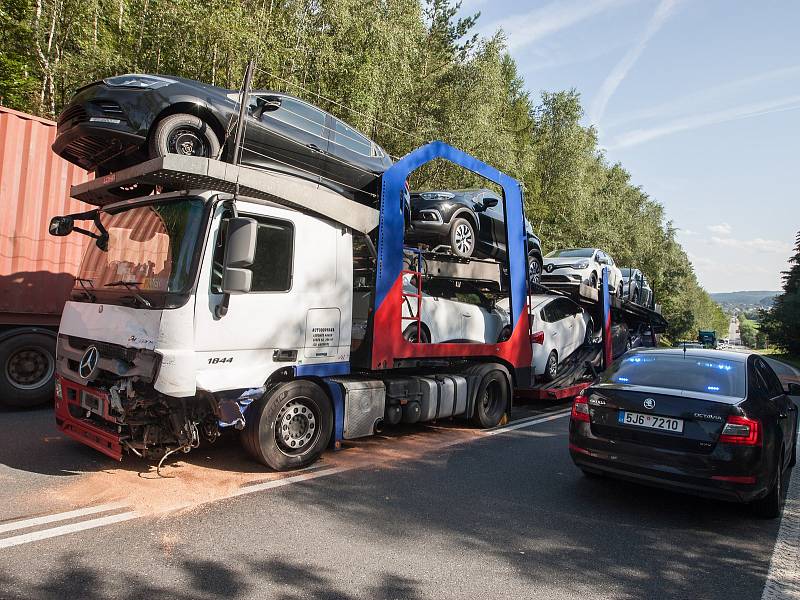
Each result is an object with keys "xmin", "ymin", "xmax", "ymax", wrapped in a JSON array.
[{"xmin": 75, "ymin": 197, "xmax": 207, "ymax": 306}]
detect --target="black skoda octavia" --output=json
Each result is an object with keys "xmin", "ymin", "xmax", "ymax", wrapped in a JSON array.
[
  {"xmin": 570, "ymin": 348, "xmax": 798, "ymax": 517},
  {"xmin": 53, "ymin": 74, "xmax": 393, "ymax": 201}
]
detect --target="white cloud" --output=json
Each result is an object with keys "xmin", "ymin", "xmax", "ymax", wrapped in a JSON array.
[
  {"xmin": 482, "ymin": 0, "xmax": 634, "ymax": 51},
  {"xmin": 707, "ymin": 223, "xmax": 732, "ymax": 235},
  {"xmin": 588, "ymin": 0, "xmax": 681, "ymax": 125},
  {"xmin": 710, "ymin": 236, "xmax": 792, "ymax": 254},
  {"xmin": 605, "ymin": 64, "xmax": 800, "ymax": 129},
  {"xmin": 607, "ymin": 94, "xmax": 800, "ymax": 149}
]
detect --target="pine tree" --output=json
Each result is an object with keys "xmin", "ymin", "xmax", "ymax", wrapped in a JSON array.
[{"xmin": 760, "ymin": 230, "xmax": 800, "ymax": 354}]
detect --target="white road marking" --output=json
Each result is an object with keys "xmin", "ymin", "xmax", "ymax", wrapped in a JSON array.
[
  {"xmin": 761, "ymin": 468, "xmax": 800, "ymax": 599},
  {"xmin": 233, "ymin": 466, "xmax": 352, "ymax": 497},
  {"xmin": 0, "ymin": 511, "xmax": 138, "ymax": 550},
  {"xmin": 0, "ymin": 501, "xmax": 128, "ymax": 535},
  {"xmin": 485, "ymin": 409, "xmax": 571, "ymax": 436},
  {"xmin": 0, "ymin": 408, "xmax": 571, "ymax": 551}
]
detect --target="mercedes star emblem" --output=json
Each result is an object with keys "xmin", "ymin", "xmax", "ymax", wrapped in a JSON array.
[
  {"xmin": 78, "ymin": 345, "xmax": 100, "ymax": 380},
  {"xmin": 643, "ymin": 398, "xmax": 656, "ymax": 410}
]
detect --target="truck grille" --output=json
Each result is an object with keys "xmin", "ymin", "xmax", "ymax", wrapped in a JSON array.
[{"xmin": 68, "ymin": 336, "xmax": 138, "ymax": 363}]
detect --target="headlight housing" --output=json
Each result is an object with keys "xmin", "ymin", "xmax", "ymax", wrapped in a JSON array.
[
  {"xmin": 103, "ymin": 74, "xmax": 175, "ymax": 89},
  {"xmin": 572, "ymin": 260, "xmax": 590, "ymax": 269}
]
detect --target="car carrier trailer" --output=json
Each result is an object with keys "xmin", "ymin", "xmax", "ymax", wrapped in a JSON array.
[
  {"xmin": 47, "ymin": 141, "xmax": 667, "ymax": 470},
  {"xmin": 48, "ymin": 142, "xmax": 540, "ymax": 470}
]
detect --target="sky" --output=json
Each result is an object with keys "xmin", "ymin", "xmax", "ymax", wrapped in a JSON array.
[{"xmin": 460, "ymin": 0, "xmax": 799, "ymax": 293}]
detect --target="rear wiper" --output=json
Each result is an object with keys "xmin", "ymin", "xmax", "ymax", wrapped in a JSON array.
[
  {"xmin": 104, "ymin": 280, "xmax": 152, "ymax": 308},
  {"xmin": 75, "ymin": 277, "xmax": 96, "ymax": 302}
]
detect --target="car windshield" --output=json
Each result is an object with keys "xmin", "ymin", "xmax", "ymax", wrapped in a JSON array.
[
  {"xmin": 76, "ymin": 197, "xmax": 207, "ymax": 299},
  {"xmin": 545, "ymin": 248, "xmax": 594, "ymax": 258},
  {"xmin": 603, "ymin": 353, "xmax": 746, "ymax": 398},
  {"xmin": 621, "ymin": 268, "xmax": 632, "ymax": 276}
]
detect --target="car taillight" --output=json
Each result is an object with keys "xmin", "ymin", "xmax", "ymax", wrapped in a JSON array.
[
  {"xmin": 571, "ymin": 392, "xmax": 590, "ymax": 423},
  {"xmin": 719, "ymin": 415, "xmax": 761, "ymax": 446},
  {"xmin": 530, "ymin": 331, "xmax": 545, "ymax": 344}
]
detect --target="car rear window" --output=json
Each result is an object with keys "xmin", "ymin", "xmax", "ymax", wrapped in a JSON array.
[
  {"xmin": 546, "ymin": 248, "xmax": 594, "ymax": 258},
  {"xmin": 603, "ymin": 353, "xmax": 746, "ymax": 398}
]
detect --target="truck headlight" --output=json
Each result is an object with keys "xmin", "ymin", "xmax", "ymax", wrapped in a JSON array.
[{"xmin": 103, "ymin": 74, "xmax": 175, "ymax": 89}]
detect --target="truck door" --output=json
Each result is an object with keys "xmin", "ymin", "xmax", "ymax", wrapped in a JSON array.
[{"xmin": 193, "ymin": 203, "xmax": 350, "ymax": 393}]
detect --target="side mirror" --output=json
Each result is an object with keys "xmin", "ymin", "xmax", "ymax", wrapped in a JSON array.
[
  {"xmin": 787, "ymin": 383, "xmax": 800, "ymax": 396},
  {"xmin": 49, "ymin": 216, "xmax": 74, "ymax": 237},
  {"xmin": 483, "ymin": 197, "xmax": 499, "ymax": 208},
  {"xmin": 221, "ymin": 217, "xmax": 257, "ymax": 294}
]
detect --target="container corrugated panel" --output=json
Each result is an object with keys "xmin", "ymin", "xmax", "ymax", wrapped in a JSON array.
[{"xmin": 0, "ymin": 106, "xmax": 92, "ymax": 321}]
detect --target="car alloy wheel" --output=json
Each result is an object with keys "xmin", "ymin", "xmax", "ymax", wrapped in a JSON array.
[
  {"xmin": 452, "ymin": 221, "xmax": 475, "ymax": 257},
  {"xmin": 528, "ymin": 256, "xmax": 542, "ymax": 284}
]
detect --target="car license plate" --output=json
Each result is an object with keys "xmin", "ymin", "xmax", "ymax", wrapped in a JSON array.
[
  {"xmin": 618, "ymin": 411, "xmax": 683, "ymax": 433},
  {"xmin": 81, "ymin": 391, "xmax": 105, "ymax": 416}
]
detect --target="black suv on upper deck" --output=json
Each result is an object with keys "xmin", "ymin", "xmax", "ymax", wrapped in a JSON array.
[
  {"xmin": 405, "ymin": 188, "xmax": 544, "ymax": 283},
  {"xmin": 53, "ymin": 74, "xmax": 393, "ymax": 203}
]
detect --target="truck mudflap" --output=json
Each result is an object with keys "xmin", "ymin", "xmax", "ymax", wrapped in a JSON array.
[{"xmin": 55, "ymin": 375, "xmax": 123, "ymax": 461}]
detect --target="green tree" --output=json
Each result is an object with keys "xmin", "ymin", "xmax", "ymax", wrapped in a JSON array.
[{"xmin": 761, "ymin": 231, "xmax": 800, "ymax": 354}]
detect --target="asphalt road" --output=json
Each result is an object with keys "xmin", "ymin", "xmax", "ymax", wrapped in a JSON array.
[{"xmin": 0, "ymin": 398, "xmax": 797, "ymax": 600}]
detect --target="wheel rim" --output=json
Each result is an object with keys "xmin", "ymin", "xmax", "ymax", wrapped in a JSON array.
[
  {"xmin": 453, "ymin": 223, "xmax": 474, "ymax": 255},
  {"xmin": 275, "ymin": 397, "xmax": 319, "ymax": 455},
  {"xmin": 529, "ymin": 259, "xmax": 541, "ymax": 283},
  {"xmin": 480, "ymin": 379, "xmax": 502, "ymax": 416},
  {"xmin": 167, "ymin": 127, "xmax": 208, "ymax": 157},
  {"xmin": 548, "ymin": 355, "xmax": 557, "ymax": 377},
  {"xmin": 5, "ymin": 346, "xmax": 54, "ymax": 390}
]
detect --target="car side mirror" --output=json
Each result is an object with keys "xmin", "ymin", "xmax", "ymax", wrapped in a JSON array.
[
  {"xmin": 787, "ymin": 383, "xmax": 800, "ymax": 396},
  {"xmin": 483, "ymin": 197, "xmax": 499, "ymax": 208},
  {"xmin": 49, "ymin": 216, "xmax": 74, "ymax": 237},
  {"xmin": 221, "ymin": 217, "xmax": 257, "ymax": 294}
]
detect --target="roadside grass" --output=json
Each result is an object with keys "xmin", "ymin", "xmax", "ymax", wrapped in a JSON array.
[{"xmin": 759, "ymin": 348, "xmax": 800, "ymax": 369}]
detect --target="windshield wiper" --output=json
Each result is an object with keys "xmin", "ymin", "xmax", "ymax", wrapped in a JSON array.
[
  {"xmin": 104, "ymin": 280, "xmax": 152, "ymax": 308},
  {"xmin": 75, "ymin": 277, "xmax": 96, "ymax": 302}
]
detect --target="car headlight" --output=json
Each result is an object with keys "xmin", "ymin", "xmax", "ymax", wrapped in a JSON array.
[
  {"xmin": 103, "ymin": 74, "xmax": 175, "ymax": 89},
  {"xmin": 572, "ymin": 260, "xmax": 590, "ymax": 269}
]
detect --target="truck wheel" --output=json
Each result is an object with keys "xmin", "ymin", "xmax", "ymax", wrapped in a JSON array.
[
  {"xmin": 149, "ymin": 114, "xmax": 221, "ymax": 160},
  {"xmin": 242, "ymin": 380, "xmax": 333, "ymax": 471},
  {"xmin": 449, "ymin": 217, "xmax": 475, "ymax": 258},
  {"xmin": 472, "ymin": 369, "xmax": 509, "ymax": 428},
  {"xmin": 0, "ymin": 332, "xmax": 56, "ymax": 408}
]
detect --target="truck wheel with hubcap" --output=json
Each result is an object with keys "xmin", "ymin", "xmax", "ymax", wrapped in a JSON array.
[
  {"xmin": 472, "ymin": 369, "xmax": 509, "ymax": 428},
  {"xmin": 0, "ymin": 331, "xmax": 56, "ymax": 408},
  {"xmin": 242, "ymin": 380, "xmax": 333, "ymax": 471}
]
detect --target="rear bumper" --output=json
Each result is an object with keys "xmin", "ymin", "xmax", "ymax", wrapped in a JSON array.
[
  {"xmin": 55, "ymin": 375, "xmax": 123, "ymax": 461},
  {"xmin": 569, "ymin": 420, "xmax": 769, "ymax": 503}
]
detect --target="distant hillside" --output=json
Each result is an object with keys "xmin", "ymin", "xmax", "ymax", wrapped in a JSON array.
[{"xmin": 710, "ymin": 291, "xmax": 779, "ymax": 310}]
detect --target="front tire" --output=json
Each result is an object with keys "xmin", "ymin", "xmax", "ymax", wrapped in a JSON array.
[
  {"xmin": 242, "ymin": 380, "xmax": 333, "ymax": 471},
  {"xmin": 589, "ymin": 271, "xmax": 598, "ymax": 289},
  {"xmin": 402, "ymin": 323, "xmax": 430, "ymax": 343},
  {"xmin": 0, "ymin": 332, "xmax": 56, "ymax": 408},
  {"xmin": 472, "ymin": 369, "xmax": 509, "ymax": 428},
  {"xmin": 149, "ymin": 113, "xmax": 221, "ymax": 161},
  {"xmin": 449, "ymin": 217, "xmax": 476, "ymax": 258}
]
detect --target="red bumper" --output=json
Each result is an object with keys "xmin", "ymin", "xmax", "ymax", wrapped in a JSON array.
[{"xmin": 55, "ymin": 375, "xmax": 123, "ymax": 461}]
